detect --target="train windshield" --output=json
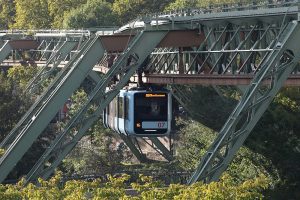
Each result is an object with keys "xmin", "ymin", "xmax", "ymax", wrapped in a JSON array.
[{"xmin": 134, "ymin": 92, "xmax": 168, "ymax": 121}]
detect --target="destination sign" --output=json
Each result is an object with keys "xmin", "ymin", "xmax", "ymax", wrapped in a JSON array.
[{"xmin": 145, "ymin": 93, "xmax": 166, "ymax": 98}]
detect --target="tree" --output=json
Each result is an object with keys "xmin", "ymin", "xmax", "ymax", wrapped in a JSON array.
[
  {"xmin": 246, "ymin": 87, "xmax": 300, "ymax": 198},
  {"xmin": 0, "ymin": 66, "xmax": 37, "ymax": 142},
  {"xmin": 165, "ymin": 0, "xmax": 255, "ymax": 10},
  {"xmin": 0, "ymin": 0, "xmax": 15, "ymax": 29},
  {"xmin": 0, "ymin": 172, "xmax": 270, "ymax": 199},
  {"xmin": 0, "ymin": 72, "xmax": 24, "ymax": 141},
  {"xmin": 175, "ymin": 118, "xmax": 280, "ymax": 185},
  {"xmin": 63, "ymin": 0, "xmax": 119, "ymax": 29},
  {"xmin": 113, "ymin": 0, "xmax": 174, "ymax": 24},
  {"xmin": 165, "ymin": 0, "xmax": 194, "ymax": 11},
  {"xmin": 60, "ymin": 89, "xmax": 124, "ymax": 175},
  {"xmin": 48, "ymin": 0, "xmax": 87, "ymax": 28},
  {"xmin": 13, "ymin": 0, "xmax": 51, "ymax": 29}
]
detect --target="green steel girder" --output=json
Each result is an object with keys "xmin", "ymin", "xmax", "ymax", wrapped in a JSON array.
[
  {"xmin": 88, "ymin": 71, "xmax": 102, "ymax": 83},
  {"xmin": 188, "ymin": 20, "xmax": 300, "ymax": 184},
  {"xmin": 0, "ymin": 40, "xmax": 13, "ymax": 63},
  {"xmin": 0, "ymin": 36, "xmax": 97, "ymax": 150},
  {"xmin": 170, "ymin": 85, "xmax": 193, "ymax": 112},
  {"xmin": 148, "ymin": 137, "xmax": 173, "ymax": 161},
  {"xmin": 0, "ymin": 32, "xmax": 90, "ymax": 67},
  {"xmin": 185, "ymin": 29, "xmax": 212, "ymax": 74},
  {"xmin": 0, "ymin": 35, "xmax": 105, "ymax": 183},
  {"xmin": 25, "ymin": 40, "xmax": 79, "ymax": 94},
  {"xmin": 24, "ymin": 30, "xmax": 168, "ymax": 183},
  {"xmin": 145, "ymin": 1, "xmax": 298, "ymax": 29},
  {"xmin": 148, "ymin": 21, "xmax": 289, "ymax": 75},
  {"xmin": 170, "ymin": 85, "xmax": 210, "ymax": 120},
  {"xmin": 39, "ymin": 39, "xmax": 58, "ymax": 61},
  {"xmin": 119, "ymin": 135, "xmax": 150, "ymax": 163},
  {"xmin": 119, "ymin": 134, "xmax": 173, "ymax": 163}
]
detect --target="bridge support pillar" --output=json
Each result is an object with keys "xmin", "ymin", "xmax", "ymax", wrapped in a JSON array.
[{"xmin": 188, "ymin": 20, "xmax": 300, "ymax": 184}]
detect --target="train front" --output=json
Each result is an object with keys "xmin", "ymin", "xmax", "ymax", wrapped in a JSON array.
[{"xmin": 133, "ymin": 91, "xmax": 171, "ymax": 136}]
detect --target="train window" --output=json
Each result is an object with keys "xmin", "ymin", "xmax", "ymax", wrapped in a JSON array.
[
  {"xmin": 124, "ymin": 97, "xmax": 129, "ymax": 119},
  {"xmin": 109, "ymin": 99, "xmax": 115, "ymax": 117},
  {"xmin": 134, "ymin": 93, "xmax": 168, "ymax": 121},
  {"xmin": 114, "ymin": 98, "xmax": 118, "ymax": 117},
  {"xmin": 106, "ymin": 102, "xmax": 110, "ymax": 115},
  {"xmin": 118, "ymin": 97, "xmax": 124, "ymax": 119}
]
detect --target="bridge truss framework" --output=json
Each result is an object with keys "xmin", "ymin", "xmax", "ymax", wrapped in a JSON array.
[{"xmin": 0, "ymin": 0, "xmax": 300, "ymax": 184}]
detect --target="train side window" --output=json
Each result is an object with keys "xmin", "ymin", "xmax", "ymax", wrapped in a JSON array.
[
  {"xmin": 118, "ymin": 97, "xmax": 124, "ymax": 119},
  {"xmin": 106, "ymin": 102, "xmax": 110, "ymax": 115},
  {"xmin": 115, "ymin": 98, "xmax": 118, "ymax": 117},
  {"xmin": 109, "ymin": 99, "xmax": 115, "ymax": 117},
  {"xmin": 124, "ymin": 97, "xmax": 129, "ymax": 119}
]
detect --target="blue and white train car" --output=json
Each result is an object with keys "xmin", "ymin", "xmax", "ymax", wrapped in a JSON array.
[{"xmin": 103, "ymin": 89, "xmax": 172, "ymax": 136}]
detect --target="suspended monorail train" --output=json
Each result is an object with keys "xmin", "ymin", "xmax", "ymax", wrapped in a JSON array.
[{"xmin": 103, "ymin": 88, "xmax": 172, "ymax": 136}]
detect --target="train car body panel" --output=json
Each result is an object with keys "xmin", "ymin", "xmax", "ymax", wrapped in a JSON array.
[{"xmin": 103, "ymin": 88, "xmax": 172, "ymax": 137}]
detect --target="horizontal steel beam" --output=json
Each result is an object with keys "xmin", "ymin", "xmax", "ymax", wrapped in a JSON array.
[
  {"xmin": 100, "ymin": 30, "xmax": 204, "ymax": 52},
  {"xmin": 6, "ymin": 40, "xmax": 40, "ymax": 50},
  {"xmin": 142, "ymin": 74, "xmax": 300, "ymax": 86}
]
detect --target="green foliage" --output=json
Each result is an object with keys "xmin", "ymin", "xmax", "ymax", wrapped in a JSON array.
[
  {"xmin": 0, "ymin": 148, "xmax": 5, "ymax": 156},
  {"xmin": 0, "ymin": 172, "xmax": 270, "ymax": 199},
  {"xmin": 48, "ymin": 0, "xmax": 87, "ymax": 28},
  {"xmin": 63, "ymin": 0, "xmax": 119, "ymax": 29},
  {"xmin": 245, "ymin": 87, "xmax": 300, "ymax": 198},
  {"xmin": 0, "ymin": 68, "xmax": 33, "ymax": 141},
  {"xmin": 177, "ymin": 85, "xmax": 235, "ymax": 130},
  {"xmin": 61, "ymin": 89, "xmax": 124, "ymax": 175},
  {"xmin": 274, "ymin": 88, "xmax": 300, "ymax": 112},
  {"xmin": 61, "ymin": 121, "xmax": 123, "ymax": 175},
  {"xmin": 174, "ymin": 173, "xmax": 269, "ymax": 200},
  {"xmin": 176, "ymin": 119, "xmax": 280, "ymax": 185},
  {"xmin": 113, "ymin": 0, "xmax": 174, "ymax": 24},
  {"xmin": 0, "ymin": 0, "xmax": 15, "ymax": 29},
  {"xmin": 165, "ymin": 0, "xmax": 195, "ymax": 11},
  {"xmin": 165, "ymin": 0, "xmax": 262, "ymax": 10},
  {"xmin": 7, "ymin": 65, "xmax": 38, "ymax": 90},
  {"xmin": 13, "ymin": 0, "xmax": 51, "ymax": 29}
]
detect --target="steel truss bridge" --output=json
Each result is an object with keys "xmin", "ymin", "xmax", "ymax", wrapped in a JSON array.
[{"xmin": 1, "ymin": 0, "xmax": 300, "ymax": 184}]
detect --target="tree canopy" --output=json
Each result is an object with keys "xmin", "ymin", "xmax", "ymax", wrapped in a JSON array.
[
  {"xmin": 2, "ymin": 0, "xmax": 176, "ymax": 29},
  {"xmin": 0, "ymin": 0, "xmax": 15, "ymax": 29},
  {"xmin": 13, "ymin": 0, "xmax": 51, "ymax": 29},
  {"xmin": 63, "ymin": 0, "xmax": 119, "ymax": 29},
  {"xmin": 48, "ymin": 0, "xmax": 87, "ymax": 28}
]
